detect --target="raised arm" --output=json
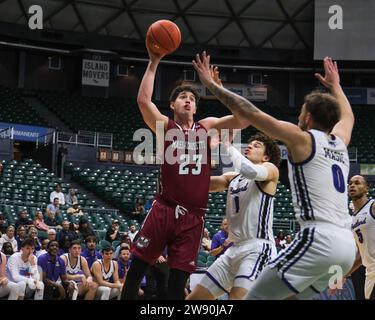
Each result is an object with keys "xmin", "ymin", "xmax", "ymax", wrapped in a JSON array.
[
  {"xmin": 137, "ymin": 47, "xmax": 168, "ymax": 134},
  {"xmin": 315, "ymin": 57, "xmax": 354, "ymax": 146},
  {"xmin": 209, "ymin": 172, "xmax": 238, "ymax": 192},
  {"xmin": 193, "ymin": 52, "xmax": 307, "ymax": 147}
]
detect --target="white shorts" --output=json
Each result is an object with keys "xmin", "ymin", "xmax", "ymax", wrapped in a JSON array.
[
  {"xmin": 200, "ymin": 240, "xmax": 276, "ymax": 298},
  {"xmin": 266, "ymin": 224, "xmax": 356, "ymax": 296}
]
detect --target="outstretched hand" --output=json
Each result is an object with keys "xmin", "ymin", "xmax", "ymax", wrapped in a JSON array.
[
  {"xmin": 315, "ymin": 57, "xmax": 340, "ymax": 90},
  {"xmin": 192, "ymin": 51, "xmax": 213, "ymax": 87},
  {"xmin": 211, "ymin": 66, "xmax": 222, "ymax": 87},
  {"xmin": 146, "ymin": 40, "xmax": 165, "ymax": 64}
]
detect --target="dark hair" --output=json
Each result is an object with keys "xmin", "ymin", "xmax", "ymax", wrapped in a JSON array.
[
  {"xmin": 101, "ymin": 245, "xmax": 113, "ymax": 253},
  {"xmin": 47, "ymin": 240, "xmax": 59, "ymax": 249},
  {"xmin": 248, "ymin": 132, "xmax": 281, "ymax": 167},
  {"xmin": 69, "ymin": 240, "xmax": 81, "ymax": 248},
  {"xmin": 21, "ymin": 238, "xmax": 35, "ymax": 248},
  {"xmin": 54, "ymin": 197, "xmax": 59, "ymax": 201},
  {"xmin": 119, "ymin": 246, "xmax": 130, "ymax": 255},
  {"xmin": 85, "ymin": 235, "xmax": 97, "ymax": 244},
  {"xmin": 304, "ymin": 91, "xmax": 340, "ymax": 132},
  {"xmin": 169, "ymin": 85, "xmax": 200, "ymax": 105}
]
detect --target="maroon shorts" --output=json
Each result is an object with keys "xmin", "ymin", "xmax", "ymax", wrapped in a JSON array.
[{"xmin": 131, "ymin": 199, "xmax": 205, "ymax": 274}]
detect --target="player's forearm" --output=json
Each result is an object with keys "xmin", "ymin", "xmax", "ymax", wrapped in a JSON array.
[
  {"xmin": 210, "ymin": 246, "xmax": 223, "ymax": 257},
  {"xmin": 206, "ymin": 80, "xmax": 260, "ymax": 121},
  {"xmin": 137, "ymin": 61, "xmax": 158, "ymax": 105},
  {"xmin": 225, "ymin": 145, "xmax": 268, "ymax": 181}
]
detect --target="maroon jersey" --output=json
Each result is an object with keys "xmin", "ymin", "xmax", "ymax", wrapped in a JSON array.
[{"xmin": 158, "ymin": 119, "xmax": 211, "ymax": 212}]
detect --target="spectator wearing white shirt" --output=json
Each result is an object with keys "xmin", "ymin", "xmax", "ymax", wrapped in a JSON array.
[
  {"xmin": 7, "ymin": 238, "xmax": 44, "ymax": 300},
  {"xmin": 128, "ymin": 225, "xmax": 138, "ymax": 243},
  {"xmin": 0, "ymin": 252, "xmax": 25, "ymax": 300},
  {"xmin": 50, "ymin": 184, "xmax": 65, "ymax": 205}
]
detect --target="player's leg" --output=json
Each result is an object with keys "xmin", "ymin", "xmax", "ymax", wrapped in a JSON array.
[
  {"xmin": 247, "ymin": 228, "xmax": 317, "ymax": 300},
  {"xmin": 186, "ymin": 284, "xmax": 217, "ymax": 300},
  {"xmin": 85, "ymin": 281, "xmax": 98, "ymax": 300},
  {"xmin": 122, "ymin": 201, "xmax": 171, "ymax": 300},
  {"xmin": 121, "ymin": 256, "xmax": 151, "ymax": 299},
  {"xmin": 168, "ymin": 213, "xmax": 205, "ymax": 300},
  {"xmin": 246, "ymin": 265, "xmax": 296, "ymax": 300},
  {"xmin": 167, "ymin": 268, "xmax": 190, "ymax": 300},
  {"xmin": 187, "ymin": 252, "xmax": 233, "ymax": 300},
  {"xmin": 231, "ymin": 242, "xmax": 275, "ymax": 300},
  {"xmin": 96, "ymin": 286, "xmax": 111, "ymax": 300}
]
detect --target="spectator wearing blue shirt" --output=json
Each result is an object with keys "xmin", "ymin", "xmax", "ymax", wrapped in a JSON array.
[
  {"xmin": 37, "ymin": 241, "xmax": 74, "ymax": 300},
  {"xmin": 81, "ymin": 236, "xmax": 102, "ymax": 269},
  {"xmin": 210, "ymin": 218, "xmax": 233, "ymax": 258}
]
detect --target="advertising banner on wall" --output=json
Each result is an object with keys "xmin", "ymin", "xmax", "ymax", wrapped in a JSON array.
[
  {"xmin": 82, "ymin": 59, "xmax": 110, "ymax": 87},
  {"xmin": 0, "ymin": 122, "xmax": 49, "ymax": 142},
  {"xmin": 187, "ymin": 83, "xmax": 267, "ymax": 101}
]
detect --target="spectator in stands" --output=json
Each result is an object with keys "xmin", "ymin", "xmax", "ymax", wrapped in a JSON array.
[
  {"xmin": 50, "ymin": 184, "xmax": 65, "ymax": 205},
  {"xmin": 57, "ymin": 220, "xmax": 78, "ymax": 253},
  {"xmin": 7, "ymin": 238, "xmax": 44, "ymax": 300},
  {"xmin": 201, "ymin": 228, "xmax": 212, "ymax": 253},
  {"xmin": 33, "ymin": 210, "xmax": 49, "ymax": 233},
  {"xmin": 14, "ymin": 210, "xmax": 33, "ymax": 231},
  {"xmin": 284, "ymin": 234, "xmax": 293, "ymax": 249},
  {"xmin": 1, "ymin": 242, "xmax": 14, "ymax": 257},
  {"xmin": 67, "ymin": 202, "xmax": 84, "ymax": 217},
  {"xmin": 65, "ymin": 188, "xmax": 78, "ymax": 207},
  {"xmin": 275, "ymin": 231, "xmax": 286, "ymax": 251},
  {"xmin": 118, "ymin": 247, "xmax": 131, "ymax": 283},
  {"xmin": 131, "ymin": 199, "xmax": 145, "ymax": 223},
  {"xmin": 28, "ymin": 227, "xmax": 41, "ymax": 253},
  {"xmin": 0, "ymin": 226, "xmax": 17, "ymax": 253},
  {"xmin": 128, "ymin": 225, "xmax": 138, "ymax": 243},
  {"xmin": 38, "ymin": 240, "xmax": 74, "ymax": 300},
  {"xmin": 91, "ymin": 245, "xmax": 122, "ymax": 300},
  {"xmin": 113, "ymin": 234, "xmax": 131, "ymax": 259},
  {"xmin": 15, "ymin": 226, "xmax": 27, "ymax": 251},
  {"xmin": 105, "ymin": 220, "xmax": 121, "ymax": 243},
  {"xmin": 77, "ymin": 217, "xmax": 95, "ymax": 242},
  {"xmin": 36, "ymin": 239, "xmax": 49, "ymax": 257},
  {"xmin": 0, "ymin": 251, "xmax": 25, "ymax": 300},
  {"xmin": 81, "ymin": 236, "xmax": 102, "ymax": 269},
  {"xmin": 0, "ymin": 213, "xmax": 8, "ymax": 235},
  {"xmin": 45, "ymin": 200, "xmax": 63, "ymax": 228},
  {"xmin": 47, "ymin": 228, "xmax": 57, "ymax": 242},
  {"xmin": 117, "ymin": 246, "xmax": 144, "ymax": 299},
  {"xmin": 61, "ymin": 240, "xmax": 97, "ymax": 300},
  {"xmin": 210, "ymin": 218, "xmax": 232, "ymax": 258}
]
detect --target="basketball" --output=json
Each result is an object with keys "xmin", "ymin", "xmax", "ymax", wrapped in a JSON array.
[{"xmin": 146, "ymin": 20, "xmax": 181, "ymax": 56}]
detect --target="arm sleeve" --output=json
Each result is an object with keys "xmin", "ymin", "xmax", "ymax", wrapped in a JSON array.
[{"xmin": 226, "ymin": 145, "xmax": 268, "ymax": 181}]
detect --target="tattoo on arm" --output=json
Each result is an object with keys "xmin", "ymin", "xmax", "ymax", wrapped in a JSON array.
[{"xmin": 208, "ymin": 82, "xmax": 260, "ymax": 115}]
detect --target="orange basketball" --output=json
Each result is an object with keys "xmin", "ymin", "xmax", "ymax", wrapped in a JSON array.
[{"xmin": 146, "ymin": 20, "xmax": 181, "ymax": 56}]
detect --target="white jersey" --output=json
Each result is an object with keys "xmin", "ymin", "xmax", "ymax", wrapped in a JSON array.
[
  {"xmin": 287, "ymin": 129, "xmax": 351, "ymax": 229},
  {"xmin": 226, "ymin": 174, "xmax": 274, "ymax": 244},
  {"xmin": 63, "ymin": 253, "xmax": 83, "ymax": 277},
  {"xmin": 351, "ymin": 199, "xmax": 375, "ymax": 275},
  {"xmin": 97, "ymin": 259, "xmax": 115, "ymax": 283}
]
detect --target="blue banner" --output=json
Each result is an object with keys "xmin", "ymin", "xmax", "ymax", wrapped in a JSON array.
[
  {"xmin": 343, "ymin": 87, "xmax": 367, "ymax": 105},
  {"xmin": 0, "ymin": 122, "xmax": 50, "ymax": 142}
]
